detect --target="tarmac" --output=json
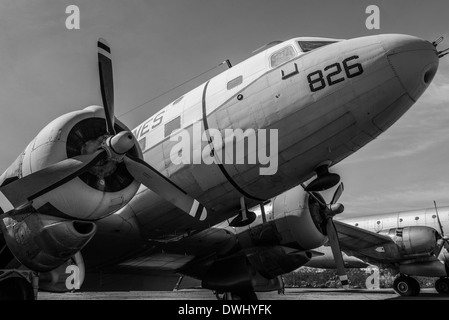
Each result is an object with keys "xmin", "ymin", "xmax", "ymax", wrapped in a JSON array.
[{"xmin": 38, "ymin": 287, "xmax": 449, "ymax": 300}]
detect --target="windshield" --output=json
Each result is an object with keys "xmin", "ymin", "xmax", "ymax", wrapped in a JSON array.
[{"xmin": 298, "ymin": 41, "xmax": 337, "ymax": 52}]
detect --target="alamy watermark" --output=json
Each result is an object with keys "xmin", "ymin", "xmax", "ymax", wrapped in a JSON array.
[
  {"xmin": 365, "ymin": 266, "xmax": 380, "ymax": 289},
  {"xmin": 65, "ymin": 265, "xmax": 81, "ymax": 290},
  {"xmin": 65, "ymin": 5, "xmax": 80, "ymax": 30},
  {"xmin": 366, "ymin": 5, "xmax": 380, "ymax": 30},
  {"xmin": 169, "ymin": 123, "xmax": 279, "ymax": 176}
]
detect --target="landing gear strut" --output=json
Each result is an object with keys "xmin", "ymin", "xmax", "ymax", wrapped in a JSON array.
[
  {"xmin": 393, "ymin": 275, "xmax": 420, "ymax": 296},
  {"xmin": 435, "ymin": 277, "xmax": 449, "ymax": 294},
  {"xmin": 229, "ymin": 197, "xmax": 257, "ymax": 227}
]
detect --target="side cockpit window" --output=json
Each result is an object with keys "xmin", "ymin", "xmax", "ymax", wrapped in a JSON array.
[
  {"xmin": 270, "ymin": 45, "xmax": 297, "ymax": 68},
  {"xmin": 298, "ymin": 41, "xmax": 337, "ymax": 53}
]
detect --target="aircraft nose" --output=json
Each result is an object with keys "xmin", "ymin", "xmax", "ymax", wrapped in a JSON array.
[{"xmin": 381, "ymin": 34, "xmax": 439, "ymax": 101}]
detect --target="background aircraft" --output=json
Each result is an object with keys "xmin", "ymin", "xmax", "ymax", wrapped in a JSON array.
[{"xmin": 306, "ymin": 203, "xmax": 449, "ymax": 296}]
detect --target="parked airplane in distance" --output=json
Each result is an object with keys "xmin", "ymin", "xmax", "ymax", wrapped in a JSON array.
[
  {"xmin": 0, "ymin": 33, "xmax": 445, "ymax": 299},
  {"xmin": 306, "ymin": 203, "xmax": 449, "ymax": 296}
]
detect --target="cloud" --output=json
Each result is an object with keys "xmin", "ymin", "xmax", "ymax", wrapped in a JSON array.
[{"xmin": 341, "ymin": 180, "xmax": 449, "ymax": 216}]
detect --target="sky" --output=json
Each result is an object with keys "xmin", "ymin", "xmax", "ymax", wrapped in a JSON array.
[{"xmin": 0, "ymin": 0, "xmax": 448, "ymax": 217}]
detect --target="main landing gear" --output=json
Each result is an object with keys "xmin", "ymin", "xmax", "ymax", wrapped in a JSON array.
[
  {"xmin": 393, "ymin": 275, "xmax": 449, "ymax": 296},
  {"xmin": 393, "ymin": 275, "xmax": 420, "ymax": 296},
  {"xmin": 435, "ymin": 277, "xmax": 449, "ymax": 294}
]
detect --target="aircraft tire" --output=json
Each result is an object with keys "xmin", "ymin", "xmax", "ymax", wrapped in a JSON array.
[
  {"xmin": 393, "ymin": 275, "xmax": 420, "ymax": 296},
  {"xmin": 435, "ymin": 278, "xmax": 449, "ymax": 294}
]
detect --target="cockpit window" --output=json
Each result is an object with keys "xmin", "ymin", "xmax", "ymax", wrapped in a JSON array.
[
  {"xmin": 270, "ymin": 45, "xmax": 297, "ymax": 68},
  {"xmin": 298, "ymin": 41, "xmax": 336, "ymax": 52}
]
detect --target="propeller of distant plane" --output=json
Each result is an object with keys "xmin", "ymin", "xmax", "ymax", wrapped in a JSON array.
[
  {"xmin": 0, "ymin": 39, "xmax": 207, "ymax": 222},
  {"xmin": 432, "ymin": 36, "xmax": 449, "ymax": 59},
  {"xmin": 301, "ymin": 182, "xmax": 349, "ymax": 289},
  {"xmin": 433, "ymin": 201, "xmax": 449, "ymax": 248}
]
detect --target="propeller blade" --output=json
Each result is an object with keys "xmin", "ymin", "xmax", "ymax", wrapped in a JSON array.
[
  {"xmin": 98, "ymin": 38, "xmax": 115, "ymax": 135},
  {"xmin": 123, "ymin": 155, "xmax": 207, "ymax": 221},
  {"xmin": 326, "ymin": 219, "xmax": 349, "ymax": 289},
  {"xmin": 0, "ymin": 150, "xmax": 106, "ymax": 214},
  {"xmin": 434, "ymin": 201, "xmax": 445, "ymax": 238},
  {"xmin": 331, "ymin": 183, "xmax": 344, "ymax": 205},
  {"xmin": 300, "ymin": 183, "xmax": 326, "ymax": 207}
]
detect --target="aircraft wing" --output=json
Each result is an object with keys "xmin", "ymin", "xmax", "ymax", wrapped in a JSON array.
[{"xmin": 333, "ymin": 220, "xmax": 393, "ymax": 250}]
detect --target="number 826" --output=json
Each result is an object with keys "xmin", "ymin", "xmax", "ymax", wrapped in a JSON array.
[{"xmin": 307, "ymin": 55, "xmax": 364, "ymax": 92}]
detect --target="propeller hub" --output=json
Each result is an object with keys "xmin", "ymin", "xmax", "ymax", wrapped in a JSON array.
[
  {"xmin": 329, "ymin": 203, "xmax": 345, "ymax": 216},
  {"xmin": 101, "ymin": 131, "xmax": 135, "ymax": 162},
  {"xmin": 108, "ymin": 131, "xmax": 135, "ymax": 155}
]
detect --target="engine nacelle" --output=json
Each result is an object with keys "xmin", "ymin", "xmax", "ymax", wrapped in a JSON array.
[
  {"xmin": 378, "ymin": 226, "xmax": 440, "ymax": 259},
  {"xmin": 245, "ymin": 246, "xmax": 312, "ymax": 278},
  {"xmin": 0, "ymin": 105, "xmax": 141, "ymax": 221},
  {"xmin": 1, "ymin": 213, "xmax": 96, "ymax": 272},
  {"xmin": 237, "ymin": 185, "xmax": 327, "ymax": 251},
  {"xmin": 199, "ymin": 254, "xmax": 283, "ymax": 293}
]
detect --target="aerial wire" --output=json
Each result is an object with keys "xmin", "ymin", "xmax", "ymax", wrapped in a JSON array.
[{"xmin": 117, "ymin": 61, "xmax": 230, "ymax": 119}]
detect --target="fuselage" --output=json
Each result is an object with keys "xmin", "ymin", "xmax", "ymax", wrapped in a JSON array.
[
  {"xmin": 119, "ymin": 34, "xmax": 439, "ymax": 240},
  {"xmin": 339, "ymin": 206, "xmax": 449, "ymax": 234}
]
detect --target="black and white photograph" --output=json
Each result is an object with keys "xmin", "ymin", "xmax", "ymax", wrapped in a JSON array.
[{"xmin": 0, "ymin": 0, "xmax": 448, "ymax": 311}]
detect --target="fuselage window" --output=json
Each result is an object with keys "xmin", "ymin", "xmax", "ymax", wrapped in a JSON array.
[
  {"xmin": 298, "ymin": 41, "xmax": 337, "ymax": 52},
  {"xmin": 164, "ymin": 116, "xmax": 181, "ymax": 137},
  {"xmin": 227, "ymin": 76, "xmax": 243, "ymax": 90},
  {"xmin": 270, "ymin": 45, "xmax": 297, "ymax": 68}
]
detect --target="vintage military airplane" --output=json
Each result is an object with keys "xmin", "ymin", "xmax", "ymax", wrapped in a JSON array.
[
  {"xmin": 306, "ymin": 202, "xmax": 449, "ymax": 296},
  {"xmin": 0, "ymin": 32, "xmax": 443, "ymax": 299}
]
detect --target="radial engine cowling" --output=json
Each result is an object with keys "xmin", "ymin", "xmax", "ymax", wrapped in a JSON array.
[
  {"xmin": 0, "ymin": 105, "xmax": 142, "ymax": 221},
  {"xmin": 1, "ymin": 213, "xmax": 96, "ymax": 272},
  {"xmin": 268, "ymin": 185, "xmax": 328, "ymax": 250},
  {"xmin": 378, "ymin": 226, "xmax": 441, "ymax": 258}
]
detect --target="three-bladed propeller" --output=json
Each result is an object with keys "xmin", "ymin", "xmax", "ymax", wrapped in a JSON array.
[
  {"xmin": 0, "ymin": 39, "xmax": 208, "ymax": 222},
  {"xmin": 301, "ymin": 182, "xmax": 349, "ymax": 289},
  {"xmin": 432, "ymin": 36, "xmax": 449, "ymax": 59},
  {"xmin": 95, "ymin": 39, "xmax": 208, "ymax": 221}
]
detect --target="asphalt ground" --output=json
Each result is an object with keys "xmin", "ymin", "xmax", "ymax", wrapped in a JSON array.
[{"xmin": 38, "ymin": 287, "xmax": 449, "ymax": 300}]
